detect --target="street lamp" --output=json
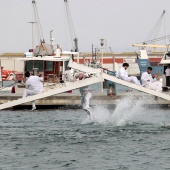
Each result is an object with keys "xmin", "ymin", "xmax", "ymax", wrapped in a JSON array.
[
  {"xmin": 100, "ymin": 39, "xmax": 104, "ymax": 93},
  {"xmin": 100, "ymin": 39, "xmax": 104, "ymax": 67}
]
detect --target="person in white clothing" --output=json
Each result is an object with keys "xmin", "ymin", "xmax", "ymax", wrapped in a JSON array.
[
  {"xmin": 141, "ymin": 67, "xmax": 162, "ymax": 92},
  {"xmin": 119, "ymin": 63, "xmax": 141, "ymax": 85},
  {"xmin": 165, "ymin": 65, "xmax": 170, "ymax": 86},
  {"xmin": 23, "ymin": 71, "xmax": 44, "ymax": 111},
  {"xmin": 78, "ymin": 73, "xmax": 92, "ymax": 117}
]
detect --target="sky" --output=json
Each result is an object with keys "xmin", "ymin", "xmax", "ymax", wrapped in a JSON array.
[{"xmin": 0, "ymin": 0, "xmax": 170, "ymax": 53}]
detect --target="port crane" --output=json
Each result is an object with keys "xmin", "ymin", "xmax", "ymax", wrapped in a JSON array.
[
  {"xmin": 64, "ymin": 0, "xmax": 79, "ymax": 52},
  {"xmin": 133, "ymin": 10, "xmax": 170, "ymax": 52}
]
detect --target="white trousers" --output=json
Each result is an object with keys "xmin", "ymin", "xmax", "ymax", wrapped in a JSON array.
[
  {"xmin": 81, "ymin": 92, "xmax": 92, "ymax": 110},
  {"xmin": 145, "ymin": 82, "xmax": 162, "ymax": 92},
  {"xmin": 124, "ymin": 76, "xmax": 141, "ymax": 85},
  {"xmin": 22, "ymin": 89, "xmax": 37, "ymax": 108}
]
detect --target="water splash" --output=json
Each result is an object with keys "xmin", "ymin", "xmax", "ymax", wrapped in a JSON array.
[
  {"xmin": 82, "ymin": 96, "xmax": 167, "ymax": 127},
  {"xmin": 110, "ymin": 96, "xmax": 146, "ymax": 126}
]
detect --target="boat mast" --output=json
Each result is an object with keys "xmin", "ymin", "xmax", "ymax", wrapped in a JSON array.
[{"xmin": 64, "ymin": 0, "xmax": 79, "ymax": 52}]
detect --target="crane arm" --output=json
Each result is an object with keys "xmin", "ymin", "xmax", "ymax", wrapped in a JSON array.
[{"xmin": 132, "ymin": 44, "xmax": 167, "ymax": 48}]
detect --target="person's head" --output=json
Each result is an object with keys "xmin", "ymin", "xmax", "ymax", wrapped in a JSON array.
[
  {"xmin": 25, "ymin": 71, "xmax": 30, "ymax": 78},
  {"xmin": 147, "ymin": 67, "xmax": 152, "ymax": 74},
  {"xmin": 122, "ymin": 63, "xmax": 129, "ymax": 70},
  {"xmin": 78, "ymin": 73, "xmax": 84, "ymax": 80}
]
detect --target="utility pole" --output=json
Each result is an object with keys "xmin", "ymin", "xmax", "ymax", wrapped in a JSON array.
[{"xmin": 28, "ymin": 21, "xmax": 37, "ymax": 50}]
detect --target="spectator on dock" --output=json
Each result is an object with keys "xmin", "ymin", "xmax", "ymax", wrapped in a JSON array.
[
  {"xmin": 22, "ymin": 71, "xmax": 44, "ymax": 111},
  {"xmin": 165, "ymin": 65, "xmax": 170, "ymax": 86},
  {"xmin": 141, "ymin": 67, "xmax": 162, "ymax": 92},
  {"xmin": 119, "ymin": 63, "xmax": 141, "ymax": 85}
]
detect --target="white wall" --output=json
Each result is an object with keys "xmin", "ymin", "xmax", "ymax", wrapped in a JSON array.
[{"xmin": 1, "ymin": 59, "xmax": 24, "ymax": 72}]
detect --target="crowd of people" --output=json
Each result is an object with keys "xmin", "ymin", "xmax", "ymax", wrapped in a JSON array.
[
  {"xmin": 22, "ymin": 62, "xmax": 166, "ymax": 113},
  {"xmin": 119, "ymin": 62, "xmax": 162, "ymax": 92}
]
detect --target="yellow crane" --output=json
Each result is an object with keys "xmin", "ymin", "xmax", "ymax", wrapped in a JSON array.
[
  {"xmin": 133, "ymin": 10, "xmax": 170, "ymax": 52},
  {"xmin": 132, "ymin": 43, "xmax": 170, "ymax": 51}
]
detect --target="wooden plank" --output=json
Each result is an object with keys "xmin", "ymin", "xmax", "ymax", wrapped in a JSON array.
[
  {"xmin": 103, "ymin": 73, "xmax": 170, "ymax": 101},
  {"xmin": 0, "ymin": 76, "xmax": 103, "ymax": 110}
]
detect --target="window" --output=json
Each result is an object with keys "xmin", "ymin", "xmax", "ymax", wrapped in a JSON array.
[
  {"xmin": 64, "ymin": 61, "xmax": 71, "ymax": 71},
  {"xmin": 26, "ymin": 61, "xmax": 43, "ymax": 71},
  {"xmin": 46, "ymin": 61, "xmax": 53, "ymax": 71}
]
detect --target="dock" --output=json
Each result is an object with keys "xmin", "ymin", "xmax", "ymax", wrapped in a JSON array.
[
  {"xmin": 0, "ymin": 59, "xmax": 170, "ymax": 110},
  {"xmin": 0, "ymin": 92, "xmax": 169, "ymax": 110}
]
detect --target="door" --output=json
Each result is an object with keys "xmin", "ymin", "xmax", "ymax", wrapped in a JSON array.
[
  {"xmin": 44, "ymin": 61, "xmax": 54, "ymax": 81},
  {"xmin": 44, "ymin": 61, "xmax": 60, "ymax": 81}
]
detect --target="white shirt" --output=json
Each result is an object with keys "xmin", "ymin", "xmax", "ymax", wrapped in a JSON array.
[
  {"xmin": 141, "ymin": 72, "xmax": 156, "ymax": 85},
  {"xmin": 165, "ymin": 68, "xmax": 170, "ymax": 76},
  {"xmin": 119, "ymin": 67, "xmax": 128, "ymax": 80},
  {"xmin": 79, "ymin": 85, "xmax": 90, "ymax": 95},
  {"xmin": 26, "ymin": 75, "xmax": 43, "ymax": 93}
]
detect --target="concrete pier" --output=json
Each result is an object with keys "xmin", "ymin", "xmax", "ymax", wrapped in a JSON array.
[{"xmin": 0, "ymin": 92, "xmax": 169, "ymax": 110}]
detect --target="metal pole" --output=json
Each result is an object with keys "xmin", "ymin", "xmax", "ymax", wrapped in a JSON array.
[
  {"xmin": 113, "ymin": 54, "xmax": 116, "ymax": 72},
  {"xmin": 0, "ymin": 59, "xmax": 2, "ymax": 87},
  {"xmin": 32, "ymin": 23, "xmax": 34, "ymax": 50},
  {"xmin": 28, "ymin": 21, "xmax": 37, "ymax": 54},
  {"xmin": 77, "ymin": 53, "xmax": 79, "ymax": 64},
  {"xmin": 101, "ymin": 47, "xmax": 103, "ymax": 93},
  {"xmin": 100, "ymin": 39, "xmax": 104, "ymax": 93},
  {"xmin": 14, "ymin": 60, "xmax": 16, "ymax": 84},
  {"xmin": 50, "ymin": 30, "xmax": 53, "ymax": 47},
  {"xmin": 101, "ymin": 46, "xmax": 103, "ymax": 93},
  {"xmin": 101, "ymin": 46, "xmax": 103, "ymax": 67},
  {"xmin": 100, "ymin": 39, "xmax": 104, "ymax": 67}
]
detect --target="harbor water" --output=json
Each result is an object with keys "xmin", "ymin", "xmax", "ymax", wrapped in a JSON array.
[{"xmin": 0, "ymin": 97, "xmax": 170, "ymax": 170}]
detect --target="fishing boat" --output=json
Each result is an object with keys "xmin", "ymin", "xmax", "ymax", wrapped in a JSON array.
[{"xmin": 14, "ymin": 48, "xmax": 80, "ymax": 94}]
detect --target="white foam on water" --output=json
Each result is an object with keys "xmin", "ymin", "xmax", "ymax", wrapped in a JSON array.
[
  {"xmin": 110, "ymin": 96, "xmax": 146, "ymax": 126},
  {"xmin": 81, "ymin": 106, "xmax": 110, "ymax": 125},
  {"xmin": 82, "ymin": 96, "xmax": 168, "ymax": 127}
]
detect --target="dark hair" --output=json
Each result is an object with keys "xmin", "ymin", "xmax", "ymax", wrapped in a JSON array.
[
  {"xmin": 25, "ymin": 71, "xmax": 30, "ymax": 77},
  {"xmin": 123, "ymin": 63, "xmax": 129, "ymax": 67},
  {"xmin": 147, "ymin": 67, "xmax": 152, "ymax": 71}
]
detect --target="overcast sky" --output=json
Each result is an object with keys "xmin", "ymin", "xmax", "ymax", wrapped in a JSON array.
[{"xmin": 0, "ymin": 0, "xmax": 170, "ymax": 53}]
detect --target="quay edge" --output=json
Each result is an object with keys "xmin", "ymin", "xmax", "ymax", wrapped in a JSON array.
[{"xmin": 0, "ymin": 93, "xmax": 169, "ymax": 110}]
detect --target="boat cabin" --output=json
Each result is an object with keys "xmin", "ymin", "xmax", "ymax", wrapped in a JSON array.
[
  {"xmin": 14, "ymin": 51, "xmax": 79, "ymax": 93},
  {"xmin": 160, "ymin": 51, "xmax": 170, "ymax": 88}
]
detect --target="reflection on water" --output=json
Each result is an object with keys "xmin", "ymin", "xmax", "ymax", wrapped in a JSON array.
[{"xmin": 0, "ymin": 97, "xmax": 170, "ymax": 169}]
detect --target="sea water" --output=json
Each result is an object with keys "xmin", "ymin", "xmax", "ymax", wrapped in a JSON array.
[{"xmin": 0, "ymin": 97, "xmax": 170, "ymax": 170}]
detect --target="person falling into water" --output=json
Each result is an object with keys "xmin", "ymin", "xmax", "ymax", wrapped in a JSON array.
[{"xmin": 78, "ymin": 73, "xmax": 93, "ymax": 117}]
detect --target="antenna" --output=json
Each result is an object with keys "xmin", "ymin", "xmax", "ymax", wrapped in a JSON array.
[
  {"xmin": 50, "ymin": 30, "xmax": 54, "ymax": 47},
  {"xmin": 28, "ymin": 21, "xmax": 37, "ymax": 50}
]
